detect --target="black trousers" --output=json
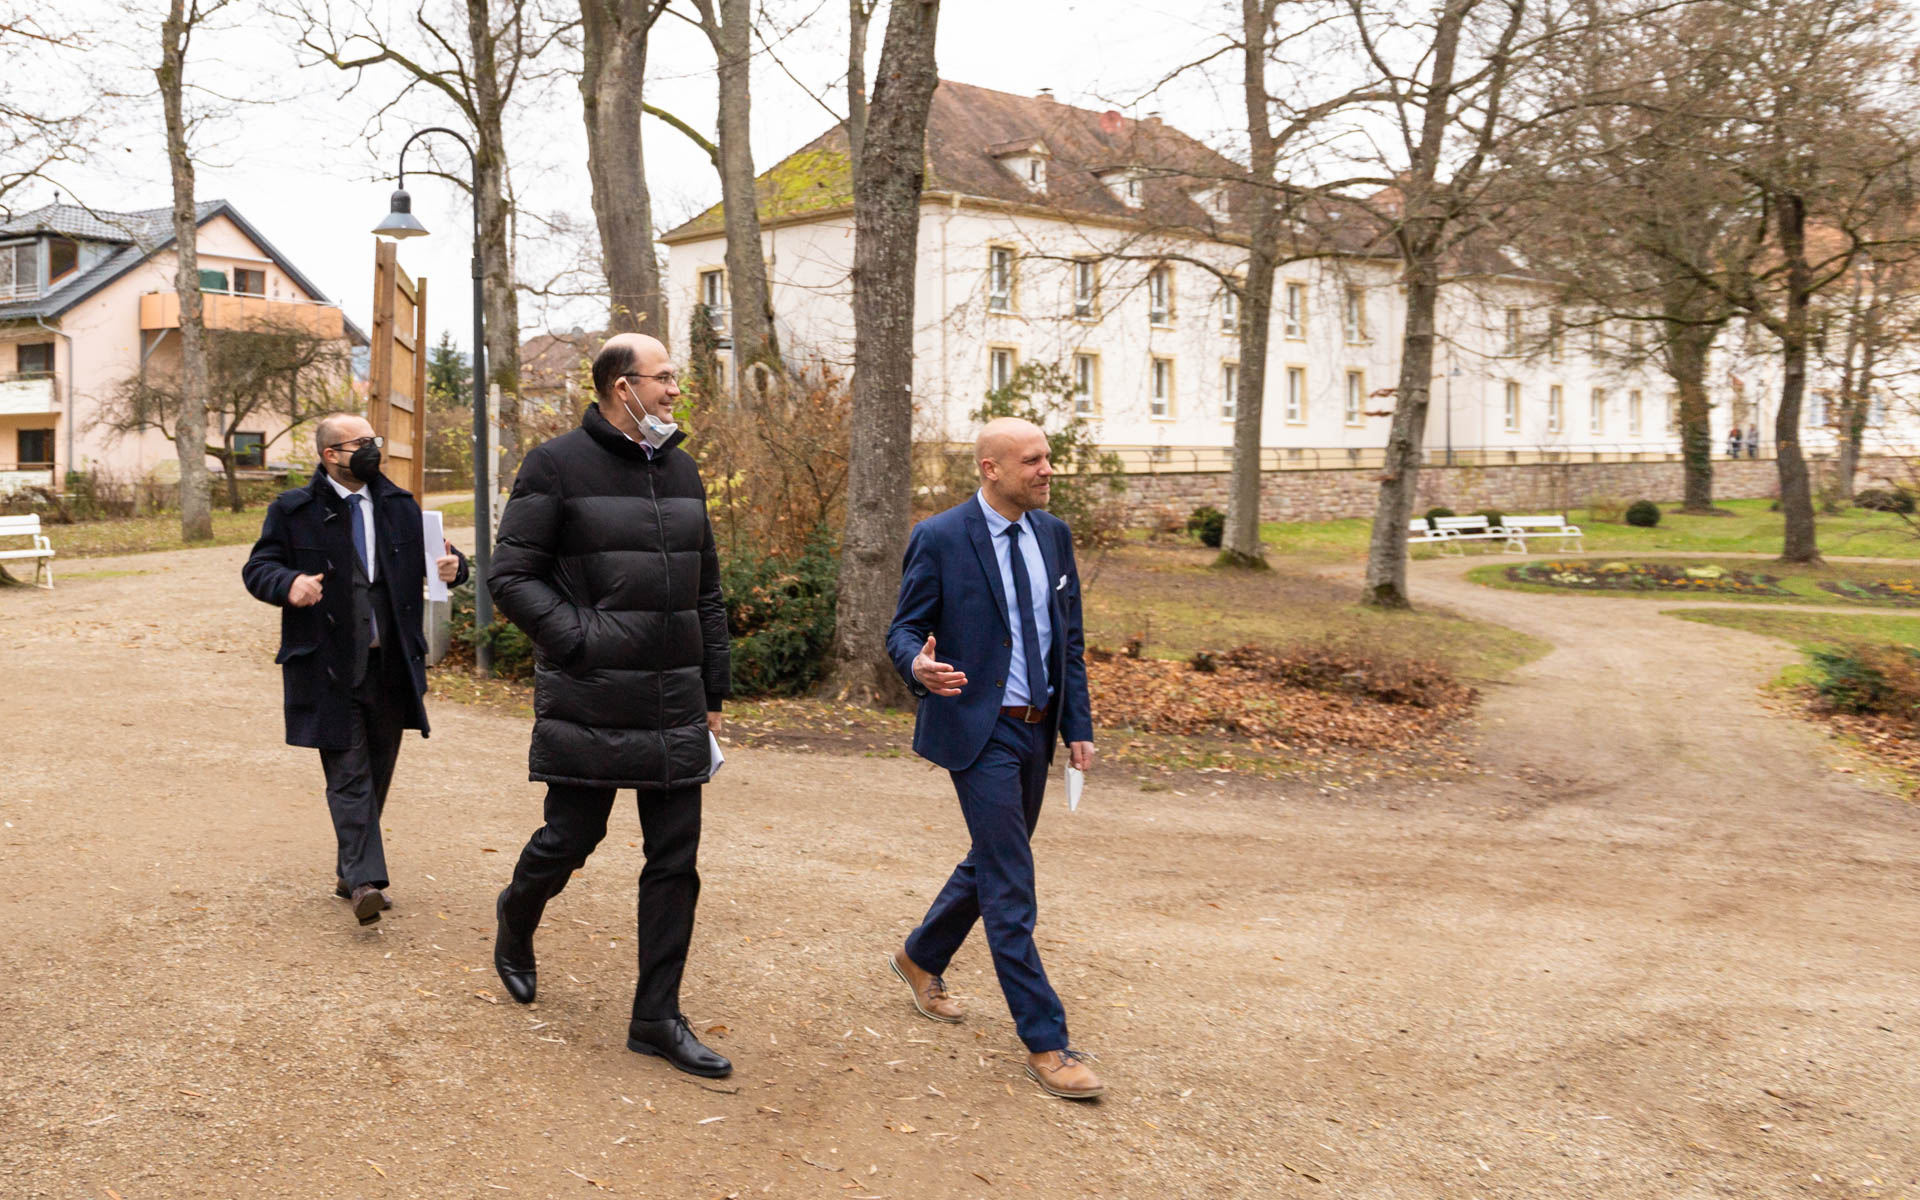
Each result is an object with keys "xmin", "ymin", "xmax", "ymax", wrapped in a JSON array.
[
  {"xmin": 317, "ymin": 647, "xmax": 408, "ymax": 891},
  {"xmin": 500, "ymin": 783, "xmax": 703, "ymax": 1021}
]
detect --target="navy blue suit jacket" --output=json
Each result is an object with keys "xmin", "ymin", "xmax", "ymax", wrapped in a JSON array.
[{"xmin": 886, "ymin": 499, "xmax": 1094, "ymax": 772}]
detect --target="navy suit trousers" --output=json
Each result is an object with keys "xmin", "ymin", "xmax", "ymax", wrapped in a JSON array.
[{"xmin": 904, "ymin": 713, "xmax": 1068, "ymax": 1053}]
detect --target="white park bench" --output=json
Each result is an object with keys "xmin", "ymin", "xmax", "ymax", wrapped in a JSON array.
[
  {"xmin": 1500, "ymin": 514, "xmax": 1585, "ymax": 554},
  {"xmin": 1407, "ymin": 518, "xmax": 1457, "ymax": 552},
  {"xmin": 0, "ymin": 513, "xmax": 54, "ymax": 588},
  {"xmin": 1432, "ymin": 515, "xmax": 1507, "ymax": 551}
]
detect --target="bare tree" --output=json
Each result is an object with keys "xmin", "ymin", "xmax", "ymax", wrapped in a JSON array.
[
  {"xmin": 293, "ymin": 0, "xmax": 574, "ymax": 466},
  {"xmin": 826, "ymin": 0, "xmax": 940, "ymax": 705},
  {"xmin": 157, "ymin": 0, "xmax": 226, "ymax": 542},
  {"xmin": 689, "ymin": 0, "xmax": 781, "ymax": 376},
  {"xmin": 1821, "ymin": 239, "xmax": 1920, "ymax": 502},
  {"xmin": 0, "ymin": 9, "xmax": 90, "ymax": 217},
  {"xmin": 579, "ymin": 0, "xmax": 668, "ymax": 335},
  {"xmin": 100, "ymin": 313, "xmax": 351, "ymax": 511},
  {"xmin": 845, "ymin": 0, "xmax": 876, "ymax": 189}
]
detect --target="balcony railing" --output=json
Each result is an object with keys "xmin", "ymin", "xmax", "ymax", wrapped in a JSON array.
[
  {"xmin": 0, "ymin": 280, "xmax": 38, "ymax": 302},
  {"xmin": 0, "ymin": 372, "xmax": 57, "ymax": 416},
  {"xmin": 140, "ymin": 291, "xmax": 345, "ymax": 339}
]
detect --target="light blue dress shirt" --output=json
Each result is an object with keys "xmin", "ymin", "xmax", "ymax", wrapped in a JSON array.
[{"xmin": 975, "ymin": 490, "xmax": 1053, "ymax": 706}]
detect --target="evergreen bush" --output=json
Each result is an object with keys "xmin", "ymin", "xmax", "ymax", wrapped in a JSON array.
[
  {"xmin": 1187, "ymin": 505, "xmax": 1226, "ymax": 548},
  {"xmin": 1625, "ymin": 499, "xmax": 1661, "ymax": 527}
]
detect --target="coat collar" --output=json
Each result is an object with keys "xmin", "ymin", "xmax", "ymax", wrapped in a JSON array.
[
  {"xmin": 583, "ymin": 401, "xmax": 687, "ymax": 461},
  {"xmin": 305, "ymin": 464, "xmax": 410, "ymax": 514}
]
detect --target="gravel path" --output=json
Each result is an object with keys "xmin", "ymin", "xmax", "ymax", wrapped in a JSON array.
[{"xmin": 1, "ymin": 545, "xmax": 1916, "ymax": 1198}]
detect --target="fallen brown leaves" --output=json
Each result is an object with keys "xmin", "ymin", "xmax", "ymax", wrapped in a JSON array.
[{"xmin": 1088, "ymin": 644, "xmax": 1475, "ymax": 747}]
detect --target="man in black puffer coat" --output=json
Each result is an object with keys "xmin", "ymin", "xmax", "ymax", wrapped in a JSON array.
[{"xmin": 488, "ymin": 332, "xmax": 734, "ymax": 1078}]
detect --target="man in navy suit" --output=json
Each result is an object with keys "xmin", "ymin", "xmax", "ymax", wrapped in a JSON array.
[{"xmin": 884, "ymin": 417, "xmax": 1103, "ymax": 1100}]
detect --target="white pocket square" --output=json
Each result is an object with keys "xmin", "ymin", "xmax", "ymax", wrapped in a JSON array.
[{"xmin": 1055, "ymin": 574, "xmax": 1067, "ymax": 591}]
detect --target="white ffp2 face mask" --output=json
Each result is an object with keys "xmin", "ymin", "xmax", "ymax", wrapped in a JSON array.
[{"xmin": 620, "ymin": 396, "xmax": 677, "ymax": 450}]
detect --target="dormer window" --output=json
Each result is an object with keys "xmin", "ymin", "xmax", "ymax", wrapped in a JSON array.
[
  {"xmin": 989, "ymin": 139, "xmax": 1051, "ymax": 195},
  {"xmin": 1021, "ymin": 157, "xmax": 1046, "ymax": 192},
  {"xmin": 1099, "ymin": 169, "xmax": 1145, "ymax": 209},
  {"xmin": 0, "ymin": 241, "xmax": 39, "ymax": 301},
  {"xmin": 47, "ymin": 236, "xmax": 77, "ymax": 283},
  {"xmin": 1193, "ymin": 186, "xmax": 1228, "ymax": 219}
]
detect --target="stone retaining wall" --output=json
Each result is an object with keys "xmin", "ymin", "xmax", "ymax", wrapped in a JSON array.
[{"xmin": 1110, "ymin": 455, "xmax": 1908, "ymax": 524}]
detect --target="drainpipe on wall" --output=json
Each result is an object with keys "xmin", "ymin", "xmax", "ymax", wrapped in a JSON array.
[{"xmin": 33, "ymin": 315, "xmax": 74, "ymax": 485}]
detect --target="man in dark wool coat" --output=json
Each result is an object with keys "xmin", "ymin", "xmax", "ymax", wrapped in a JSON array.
[
  {"xmin": 242, "ymin": 412, "xmax": 468, "ymax": 927},
  {"xmin": 488, "ymin": 331, "xmax": 734, "ymax": 1078}
]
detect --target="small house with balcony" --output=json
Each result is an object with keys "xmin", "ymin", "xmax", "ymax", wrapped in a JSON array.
[{"xmin": 0, "ymin": 199, "xmax": 365, "ymax": 494}]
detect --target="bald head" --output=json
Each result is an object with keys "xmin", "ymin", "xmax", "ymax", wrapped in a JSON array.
[
  {"xmin": 975, "ymin": 417, "xmax": 1053, "ymax": 516},
  {"xmin": 593, "ymin": 333, "xmax": 670, "ymax": 399}
]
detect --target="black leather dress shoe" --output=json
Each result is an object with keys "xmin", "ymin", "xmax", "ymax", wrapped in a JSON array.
[
  {"xmin": 334, "ymin": 880, "xmax": 391, "ymax": 910},
  {"xmin": 494, "ymin": 890, "xmax": 537, "ymax": 1005},
  {"xmin": 627, "ymin": 1015, "xmax": 732, "ymax": 1078}
]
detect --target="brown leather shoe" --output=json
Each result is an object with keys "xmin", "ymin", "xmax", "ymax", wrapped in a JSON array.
[
  {"xmin": 889, "ymin": 949, "xmax": 963, "ymax": 1023},
  {"xmin": 1026, "ymin": 1049, "xmax": 1105, "ymax": 1100},
  {"xmin": 349, "ymin": 884, "xmax": 384, "ymax": 926},
  {"xmin": 334, "ymin": 879, "xmax": 391, "ymax": 910}
]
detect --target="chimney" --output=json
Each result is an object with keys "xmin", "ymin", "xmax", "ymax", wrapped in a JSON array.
[{"xmin": 1036, "ymin": 87, "xmax": 1054, "ymax": 102}]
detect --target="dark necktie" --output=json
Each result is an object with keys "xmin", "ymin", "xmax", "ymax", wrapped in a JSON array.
[
  {"xmin": 347, "ymin": 492, "xmax": 378, "ymax": 646},
  {"xmin": 1005, "ymin": 523, "xmax": 1049, "ymax": 707}
]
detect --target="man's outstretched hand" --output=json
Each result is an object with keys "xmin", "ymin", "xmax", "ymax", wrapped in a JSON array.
[{"xmin": 912, "ymin": 635, "xmax": 968, "ymax": 696}]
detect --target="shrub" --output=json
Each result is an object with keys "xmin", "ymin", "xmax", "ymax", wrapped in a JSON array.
[
  {"xmin": 1473, "ymin": 508, "xmax": 1504, "ymax": 530},
  {"xmin": 1807, "ymin": 643, "xmax": 1920, "ymax": 723},
  {"xmin": 1625, "ymin": 499, "xmax": 1661, "ymax": 527},
  {"xmin": 1855, "ymin": 487, "xmax": 1916, "ymax": 514},
  {"xmin": 1423, "ymin": 506, "xmax": 1455, "ymax": 529},
  {"xmin": 722, "ymin": 527, "xmax": 840, "ymax": 697},
  {"xmin": 447, "ymin": 582, "xmax": 537, "ymax": 681},
  {"xmin": 1187, "ymin": 505, "xmax": 1226, "ymax": 548},
  {"xmin": 1585, "ymin": 493, "xmax": 1627, "ymax": 523}
]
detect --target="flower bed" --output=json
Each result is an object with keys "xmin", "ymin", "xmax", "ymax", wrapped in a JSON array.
[
  {"xmin": 1817, "ymin": 579, "xmax": 1920, "ymax": 606},
  {"xmin": 1506, "ymin": 560, "xmax": 1792, "ymax": 595}
]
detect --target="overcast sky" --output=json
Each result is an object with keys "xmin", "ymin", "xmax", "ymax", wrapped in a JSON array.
[{"xmin": 23, "ymin": 0, "xmax": 1244, "ymax": 354}]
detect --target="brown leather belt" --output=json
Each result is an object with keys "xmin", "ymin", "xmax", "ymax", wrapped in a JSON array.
[{"xmin": 1001, "ymin": 703, "xmax": 1052, "ymax": 724}]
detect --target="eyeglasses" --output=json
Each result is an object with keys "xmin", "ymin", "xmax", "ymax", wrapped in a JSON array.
[
  {"xmin": 326, "ymin": 435, "xmax": 384, "ymax": 452},
  {"xmin": 623, "ymin": 371, "xmax": 680, "ymax": 387}
]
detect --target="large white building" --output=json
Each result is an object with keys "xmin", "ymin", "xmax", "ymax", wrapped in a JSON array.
[{"xmin": 661, "ymin": 81, "xmax": 1916, "ymax": 474}]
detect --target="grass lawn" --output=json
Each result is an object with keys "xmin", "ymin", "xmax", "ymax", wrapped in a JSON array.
[
  {"xmin": 1666, "ymin": 607, "xmax": 1920, "ymax": 651},
  {"xmin": 34, "ymin": 507, "xmax": 270, "ymax": 559},
  {"xmin": 1084, "ymin": 542, "xmax": 1548, "ymax": 682},
  {"xmin": 1467, "ymin": 555, "xmax": 1920, "ymax": 606},
  {"xmin": 1254, "ymin": 497, "xmax": 1920, "ymax": 562}
]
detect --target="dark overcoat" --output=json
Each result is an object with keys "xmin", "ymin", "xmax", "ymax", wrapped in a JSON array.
[
  {"xmin": 242, "ymin": 467, "xmax": 468, "ymax": 749},
  {"xmin": 487, "ymin": 403, "xmax": 730, "ymax": 790}
]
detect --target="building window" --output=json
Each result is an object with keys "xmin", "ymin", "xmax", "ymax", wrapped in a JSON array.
[
  {"xmin": 1221, "ymin": 361, "xmax": 1238, "ymax": 422},
  {"xmin": 1628, "ymin": 322, "xmax": 1643, "ymax": 353},
  {"xmin": 1590, "ymin": 387, "xmax": 1606, "ymax": 435},
  {"xmin": 1072, "ymin": 353, "xmax": 1098, "ymax": 415},
  {"xmin": 1871, "ymin": 394, "xmax": 1888, "ymax": 426},
  {"xmin": 232, "ymin": 431, "xmax": 266, "ymax": 467},
  {"xmin": 1150, "ymin": 356, "xmax": 1174, "ymax": 418},
  {"xmin": 16, "ymin": 342, "xmax": 54, "ymax": 375},
  {"xmin": 1283, "ymin": 282, "xmax": 1306, "ymax": 339},
  {"xmin": 1548, "ymin": 385, "xmax": 1564, "ymax": 433},
  {"xmin": 1668, "ymin": 391, "xmax": 1681, "ymax": 431},
  {"xmin": 1343, "ymin": 286, "xmax": 1366, "ymax": 343},
  {"xmin": 1073, "ymin": 260, "xmax": 1097, "ymax": 318},
  {"xmin": 1628, "ymin": 389, "xmax": 1643, "ymax": 435},
  {"xmin": 1220, "ymin": 284, "xmax": 1238, "ymax": 334},
  {"xmin": 1345, "ymin": 370, "xmax": 1365, "ymax": 426},
  {"xmin": 1504, "ymin": 381, "xmax": 1520, "ymax": 432},
  {"xmin": 48, "ymin": 237, "xmax": 77, "ymax": 283},
  {"xmin": 989, "ymin": 347, "xmax": 1016, "ymax": 392},
  {"xmin": 1806, "ymin": 391, "xmax": 1827, "ymax": 426},
  {"xmin": 1504, "ymin": 307, "xmax": 1522, "ymax": 356},
  {"xmin": 0, "ymin": 242, "xmax": 39, "ymax": 300},
  {"xmin": 234, "ymin": 268, "xmax": 266, "ymax": 297},
  {"xmin": 988, "ymin": 247, "xmax": 1014, "ymax": 313},
  {"xmin": 698, "ymin": 269, "xmax": 728, "ymax": 333},
  {"xmin": 1549, "ymin": 311, "xmax": 1564, "ymax": 362},
  {"xmin": 1589, "ymin": 324, "xmax": 1604, "ymax": 357},
  {"xmin": 1023, "ymin": 157, "xmax": 1046, "ymax": 192},
  {"xmin": 1285, "ymin": 365, "xmax": 1306, "ymax": 424},
  {"xmin": 198, "ymin": 268, "xmax": 229, "ymax": 293},
  {"xmin": 1147, "ymin": 265, "xmax": 1172, "ymax": 326},
  {"xmin": 1124, "ymin": 175, "xmax": 1142, "ymax": 207},
  {"xmin": 17, "ymin": 428, "xmax": 54, "ymax": 466}
]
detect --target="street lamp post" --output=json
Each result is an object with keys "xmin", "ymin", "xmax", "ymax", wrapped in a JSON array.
[{"xmin": 373, "ymin": 126, "xmax": 492, "ymax": 676}]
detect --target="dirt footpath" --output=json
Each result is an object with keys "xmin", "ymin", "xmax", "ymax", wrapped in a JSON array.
[{"xmin": 1, "ymin": 545, "xmax": 1916, "ymax": 1199}]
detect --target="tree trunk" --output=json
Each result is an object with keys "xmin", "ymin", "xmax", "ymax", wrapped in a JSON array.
[
  {"xmin": 846, "ymin": 0, "xmax": 872, "ymax": 193},
  {"xmin": 1221, "ymin": 0, "xmax": 1279, "ymax": 569},
  {"xmin": 1775, "ymin": 191, "xmax": 1820, "ymax": 564},
  {"xmin": 159, "ymin": 0, "xmax": 212, "ymax": 543},
  {"xmin": 1363, "ymin": 250, "xmax": 1440, "ymax": 608},
  {"xmin": 825, "ymin": 0, "xmax": 940, "ymax": 706},
  {"xmin": 466, "ymin": 0, "xmax": 524, "ymax": 467},
  {"xmin": 694, "ymin": 0, "xmax": 780, "ymax": 382},
  {"xmin": 581, "ymin": 0, "xmax": 666, "ymax": 336},
  {"xmin": 219, "ymin": 445, "xmax": 242, "ymax": 513},
  {"xmin": 1667, "ymin": 320, "xmax": 1718, "ymax": 512}
]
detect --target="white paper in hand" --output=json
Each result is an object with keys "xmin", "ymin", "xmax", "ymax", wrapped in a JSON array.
[
  {"xmin": 1066, "ymin": 766, "xmax": 1085, "ymax": 812},
  {"xmin": 422, "ymin": 510, "xmax": 448, "ymax": 602},
  {"xmin": 708, "ymin": 731, "xmax": 726, "ymax": 777}
]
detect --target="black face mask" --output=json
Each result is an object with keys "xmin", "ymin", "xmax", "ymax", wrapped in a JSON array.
[{"xmin": 346, "ymin": 443, "xmax": 382, "ymax": 484}]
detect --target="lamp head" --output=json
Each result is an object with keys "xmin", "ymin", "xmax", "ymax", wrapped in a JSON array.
[{"xmin": 372, "ymin": 187, "xmax": 430, "ymax": 239}]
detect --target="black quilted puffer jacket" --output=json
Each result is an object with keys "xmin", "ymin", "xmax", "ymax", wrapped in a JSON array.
[{"xmin": 488, "ymin": 403, "xmax": 730, "ymax": 789}]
